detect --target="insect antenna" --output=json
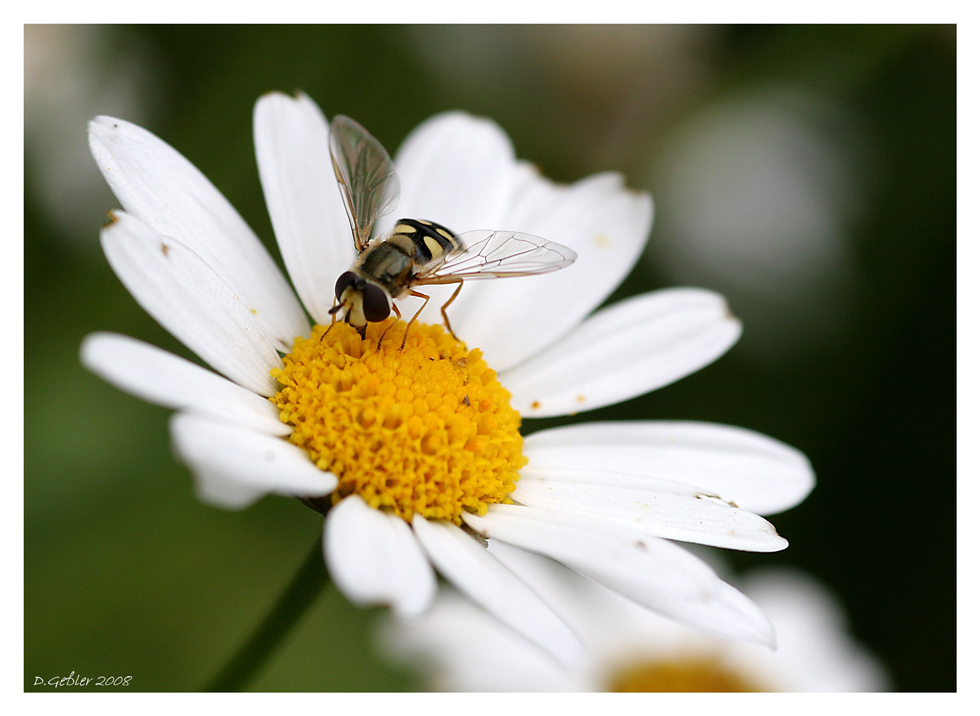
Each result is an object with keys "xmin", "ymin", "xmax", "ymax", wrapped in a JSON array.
[{"xmin": 320, "ymin": 298, "xmax": 342, "ymax": 343}]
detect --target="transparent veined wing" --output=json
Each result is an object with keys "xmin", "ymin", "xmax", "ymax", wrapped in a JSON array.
[
  {"xmin": 329, "ymin": 115, "xmax": 400, "ymax": 251},
  {"xmin": 415, "ymin": 230, "xmax": 577, "ymax": 284}
]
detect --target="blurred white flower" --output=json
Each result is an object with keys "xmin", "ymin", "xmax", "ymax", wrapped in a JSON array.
[
  {"xmin": 407, "ymin": 25, "xmax": 719, "ymax": 170},
  {"xmin": 25, "ymin": 24, "xmax": 162, "ymax": 248},
  {"xmin": 646, "ymin": 87, "xmax": 866, "ymax": 363},
  {"xmin": 382, "ymin": 546, "xmax": 890, "ymax": 692}
]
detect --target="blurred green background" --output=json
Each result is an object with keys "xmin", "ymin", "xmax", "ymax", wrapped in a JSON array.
[{"xmin": 24, "ymin": 25, "xmax": 955, "ymax": 691}]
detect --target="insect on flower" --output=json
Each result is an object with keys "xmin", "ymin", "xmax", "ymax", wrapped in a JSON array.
[{"xmin": 326, "ymin": 115, "xmax": 578, "ymax": 346}]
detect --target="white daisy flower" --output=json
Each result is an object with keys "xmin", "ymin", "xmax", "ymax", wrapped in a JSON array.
[
  {"xmin": 80, "ymin": 91, "xmax": 815, "ymax": 667},
  {"xmin": 382, "ymin": 548, "xmax": 889, "ymax": 692}
]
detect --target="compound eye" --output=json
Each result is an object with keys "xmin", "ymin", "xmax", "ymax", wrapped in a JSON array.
[
  {"xmin": 335, "ymin": 271, "xmax": 357, "ymax": 300},
  {"xmin": 362, "ymin": 283, "xmax": 391, "ymax": 323}
]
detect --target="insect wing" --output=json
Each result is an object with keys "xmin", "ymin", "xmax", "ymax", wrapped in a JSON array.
[
  {"xmin": 329, "ymin": 115, "xmax": 400, "ymax": 251},
  {"xmin": 416, "ymin": 230, "xmax": 577, "ymax": 284}
]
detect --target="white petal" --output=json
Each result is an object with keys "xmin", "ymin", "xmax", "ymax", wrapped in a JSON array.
[
  {"xmin": 464, "ymin": 504, "xmax": 776, "ymax": 647},
  {"xmin": 253, "ymin": 92, "xmax": 356, "ymax": 325},
  {"xmin": 89, "ymin": 115, "xmax": 309, "ymax": 349},
  {"xmin": 513, "ymin": 469, "xmax": 787, "ymax": 552},
  {"xmin": 170, "ymin": 413, "xmax": 336, "ymax": 510},
  {"xmin": 503, "ymin": 288, "xmax": 741, "ymax": 417},
  {"xmin": 324, "ymin": 496, "xmax": 436, "ymax": 617},
  {"xmin": 484, "ymin": 539, "xmax": 645, "ymax": 667},
  {"xmin": 524, "ymin": 421, "xmax": 815, "ymax": 516},
  {"xmin": 736, "ymin": 569, "xmax": 892, "ymax": 691},
  {"xmin": 191, "ymin": 472, "xmax": 266, "ymax": 510},
  {"xmin": 100, "ymin": 212, "xmax": 283, "ymax": 396},
  {"xmin": 380, "ymin": 588, "xmax": 581, "ymax": 692},
  {"xmin": 381, "ymin": 112, "xmax": 520, "ymax": 237},
  {"xmin": 446, "ymin": 171, "xmax": 654, "ymax": 372},
  {"xmin": 411, "ymin": 515, "xmax": 586, "ymax": 669},
  {"xmin": 80, "ymin": 332, "xmax": 290, "ymax": 436}
]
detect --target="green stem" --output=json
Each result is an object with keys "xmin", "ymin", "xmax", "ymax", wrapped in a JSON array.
[{"xmin": 205, "ymin": 535, "xmax": 328, "ymax": 692}]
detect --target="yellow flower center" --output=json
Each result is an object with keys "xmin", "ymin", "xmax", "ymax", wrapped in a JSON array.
[
  {"xmin": 607, "ymin": 657, "xmax": 762, "ymax": 692},
  {"xmin": 271, "ymin": 320, "xmax": 525, "ymax": 524}
]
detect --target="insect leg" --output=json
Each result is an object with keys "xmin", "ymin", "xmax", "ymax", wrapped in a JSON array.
[
  {"xmin": 439, "ymin": 280, "xmax": 465, "ymax": 341},
  {"xmin": 402, "ymin": 290, "xmax": 431, "ymax": 349},
  {"xmin": 376, "ymin": 303, "xmax": 403, "ymax": 350}
]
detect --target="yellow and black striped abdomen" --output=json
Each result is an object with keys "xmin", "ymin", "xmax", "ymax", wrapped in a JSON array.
[{"xmin": 389, "ymin": 218, "xmax": 460, "ymax": 266}]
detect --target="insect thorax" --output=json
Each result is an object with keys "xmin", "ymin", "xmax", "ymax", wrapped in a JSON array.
[
  {"xmin": 355, "ymin": 243, "xmax": 413, "ymax": 298},
  {"xmin": 356, "ymin": 218, "xmax": 459, "ymax": 297}
]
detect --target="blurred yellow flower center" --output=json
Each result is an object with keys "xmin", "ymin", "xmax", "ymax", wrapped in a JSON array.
[
  {"xmin": 607, "ymin": 657, "xmax": 761, "ymax": 692},
  {"xmin": 271, "ymin": 321, "xmax": 525, "ymax": 524}
]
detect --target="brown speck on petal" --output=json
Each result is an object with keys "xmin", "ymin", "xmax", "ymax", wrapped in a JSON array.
[
  {"xmin": 531, "ymin": 400, "xmax": 541, "ymax": 409},
  {"xmin": 161, "ymin": 243, "xmax": 170, "ymax": 257}
]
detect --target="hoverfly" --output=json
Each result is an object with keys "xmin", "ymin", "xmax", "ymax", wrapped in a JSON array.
[{"xmin": 326, "ymin": 115, "xmax": 577, "ymax": 347}]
